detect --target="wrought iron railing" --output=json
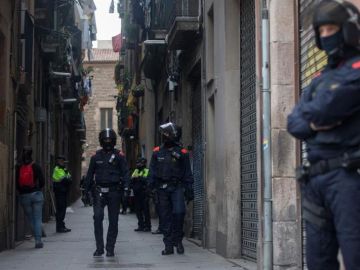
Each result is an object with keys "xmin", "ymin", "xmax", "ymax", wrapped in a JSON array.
[{"xmin": 151, "ymin": 0, "xmax": 199, "ymax": 30}]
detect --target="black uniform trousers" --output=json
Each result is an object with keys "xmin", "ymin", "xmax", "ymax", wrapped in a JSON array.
[
  {"xmin": 303, "ymin": 168, "xmax": 360, "ymax": 270},
  {"xmin": 54, "ymin": 190, "xmax": 67, "ymax": 230},
  {"xmin": 92, "ymin": 190, "xmax": 121, "ymax": 251},
  {"xmin": 134, "ymin": 188, "xmax": 151, "ymax": 229},
  {"xmin": 157, "ymin": 185, "xmax": 185, "ymax": 247}
]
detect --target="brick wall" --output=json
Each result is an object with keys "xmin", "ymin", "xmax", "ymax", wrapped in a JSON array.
[{"xmin": 82, "ymin": 62, "xmax": 119, "ymax": 176}]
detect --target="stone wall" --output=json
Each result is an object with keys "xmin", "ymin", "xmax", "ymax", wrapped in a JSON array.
[
  {"xmin": 82, "ymin": 62, "xmax": 119, "ymax": 175},
  {"xmin": 269, "ymin": 1, "xmax": 299, "ymax": 269}
]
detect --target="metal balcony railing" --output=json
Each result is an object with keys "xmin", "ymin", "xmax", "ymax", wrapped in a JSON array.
[{"xmin": 151, "ymin": 0, "xmax": 199, "ymax": 31}]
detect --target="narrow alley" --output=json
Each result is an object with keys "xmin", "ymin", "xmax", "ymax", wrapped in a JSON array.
[{"xmin": 0, "ymin": 201, "xmax": 244, "ymax": 270}]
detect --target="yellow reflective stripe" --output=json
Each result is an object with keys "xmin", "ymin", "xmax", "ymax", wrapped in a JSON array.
[
  {"xmin": 141, "ymin": 169, "xmax": 149, "ymax": 177},
  {"xmin": 132, "ymin": 169, "xmax": 140, "ymax": 178}
]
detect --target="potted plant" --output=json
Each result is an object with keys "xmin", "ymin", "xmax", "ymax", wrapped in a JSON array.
[{"xmin": 132, "ymin": 84, "xmax": 145, "ymax": 97}]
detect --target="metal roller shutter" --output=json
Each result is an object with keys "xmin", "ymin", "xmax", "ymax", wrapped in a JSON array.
[
  {"xmin": 240, "ymin": 0, "xmax": 257, "ymax": 261},
  {"xmin": 192, "ymin": 82, "xmax": 204, "ymax": 239},
  {"xmin": 299, "ymin": 0, "xmax": 326, "ymax": 268}
]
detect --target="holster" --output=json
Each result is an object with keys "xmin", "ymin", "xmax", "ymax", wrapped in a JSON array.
[
  {"xmin": 343, "ymin": 149, "xmax": 360, "ymax": 169},
  {"xmin": 296, "ymin": 164, "xmax": 310, "ymax": 184}
]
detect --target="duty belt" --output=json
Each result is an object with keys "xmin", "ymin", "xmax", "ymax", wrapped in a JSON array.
[
  {"xmin": 158, "ymin": 178, "xmax": 181, "ymax": 189},
  {"xmin": 95, "ymin": 185, "xmax": 119, "ymax": 193},
  {"xmin": 306, "ymin": 156, "xmax": 345, "ymax": 177}
]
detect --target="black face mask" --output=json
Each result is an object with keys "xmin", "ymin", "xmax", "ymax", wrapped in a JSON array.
[
  {"xmin": 320, "ymin": 30, "xmax": 343, "ymax": 56},
  {"xmin": 103, "ymin": 141, "xmax": 114, "ymax": 151}
]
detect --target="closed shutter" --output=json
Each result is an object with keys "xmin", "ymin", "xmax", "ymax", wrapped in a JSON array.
[
  {"xmin": 192, "ymin": 81, "xmax": 204, "ymax": 239},
  {"xmin": 240, "ymin": 0, "xmax": 257, "ymax": 262},
  {"xmin": 299, "ymin": 0, "xmax": 326, "ymax": 268}
]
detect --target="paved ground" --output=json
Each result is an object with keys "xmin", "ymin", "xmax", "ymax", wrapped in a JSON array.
[{"xmin": 0, "ymin": 200, "xmax": 245, "ymax": 270}]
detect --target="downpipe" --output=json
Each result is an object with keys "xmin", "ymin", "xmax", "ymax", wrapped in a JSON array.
[{"xmin": 261, "ymin": 0, "xmax": 273, "ymax": 269}]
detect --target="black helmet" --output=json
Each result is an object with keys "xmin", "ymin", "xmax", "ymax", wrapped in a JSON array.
[
  {"xmin": 136, "ymin": 157, "xmax": 147, "ymax": 168},
  {"xmin": 159, "ymin": 122, "xmax": 178, "ymax": 142},
  {"xmin": 99, "ymin": 128, "xmax": 117, "ymax": 151},
  {"xmin": 313, "ymin": 0, "xmax": 360, "ymax": 50}
]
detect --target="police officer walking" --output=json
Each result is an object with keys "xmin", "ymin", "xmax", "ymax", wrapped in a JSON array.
[
  {"xmin": 131, "ymin": 157, "xmax": 151, "ymax": 232},
  {"xmin": 287, "ymin": 1, "xmax": 360, "ymax": 268},
  {"xmin": 52, "ymin": 156, "xmax": 72, "ymax": 233},
  {"xmin": 149, "ymin": 122, "xmax": 194, "ymax": 255},
  {"xmin": 84, "ymin": 128, "xmax": 130, "ymax": 257}
]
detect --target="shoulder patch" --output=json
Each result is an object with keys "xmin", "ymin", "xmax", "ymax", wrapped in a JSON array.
[
  {"xmin": 181, "ymin": 148, "xmax": 188, "ymax": 154},
  {"xmin": 352, "ymin": 61, "xmax": 360, "ymax": 69},
  {"xmin": 153, "ymin": 146, "xmax": 160, "ymax": 152}
]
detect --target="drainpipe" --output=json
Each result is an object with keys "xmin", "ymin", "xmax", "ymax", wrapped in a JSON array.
[{"xmin": 261, "ymin": 0, "xmax": 273, "ymax": 269}]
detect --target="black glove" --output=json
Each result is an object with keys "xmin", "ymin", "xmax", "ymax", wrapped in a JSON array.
[{"xmin": 184, "ymin": 187, "xmax": 194, "ymax": 203}]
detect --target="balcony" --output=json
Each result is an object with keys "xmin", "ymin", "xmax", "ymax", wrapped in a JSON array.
[{"xmin": 151, "ymin": 0, "xmax": 199, "ymax": 49}]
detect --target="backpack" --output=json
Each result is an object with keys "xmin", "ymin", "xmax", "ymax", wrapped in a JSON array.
[{"xmin": 18, "ymin": 164, "xmax": 35, "ymax": 188}]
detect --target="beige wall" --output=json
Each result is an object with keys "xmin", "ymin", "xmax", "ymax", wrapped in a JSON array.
[
  {"xmin": 204, "ymin": 0, "xmax": 241, "ymax": 259},
  {"xmin": 138, "ymin": 77, "xmax": 155, "ymax": 163},
  {"xmin": 269, "ymin": 1, "xmax": 300, "ymax": 269},
  {"xmin": 82, "ymin": 62, "xmax": 119, "ymax": 175}
]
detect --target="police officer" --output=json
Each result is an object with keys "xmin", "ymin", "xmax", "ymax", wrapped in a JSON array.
[
  {"xmin": 131, "ymin": 157, "xmax": 151, "ymax": 232},
  {"xmin": 149, "ymin": 122, "xmax": 194, "ymax": 255},
  {"xmin": 287, "ymin": 1, "xmax": 360, "ymax": 268},
  {"xmin": 84, "ymin": 128, "xmax": 130, "ymax": 257},
  {"xmin": 52, "ymin": 155, "xmax": 72, "ymax": 233}
]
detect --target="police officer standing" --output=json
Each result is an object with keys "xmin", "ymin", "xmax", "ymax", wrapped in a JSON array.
[
  {"xmin": 287, "ymin": 1, "xmax": 360, "ymax": 268},
  {"xmin": 131, "ymin": 157, "xmax": 151, "ymax": 232},
  {"xmin": 52, "ymin": 156, "xmax": 72, "ymax": 233},
  {"xmin": 84, "ymin": 128, "xmax": 130, "ymax": 257},
  {"xmin": 149, "ymin": 122, "xmax": 194, "ymax": 255}
]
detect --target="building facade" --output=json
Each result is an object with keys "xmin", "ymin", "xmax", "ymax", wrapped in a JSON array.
[
  {"xmin": 82, "ymin": 46, "xmax": 120, "ymax": 175},
  {"xmin": 0, "ymin": 0, "xmax": 96, "ymax": 251},
  {"xmin": 117, "ymin": 0, "xmax": 360, "ymax": 269}
]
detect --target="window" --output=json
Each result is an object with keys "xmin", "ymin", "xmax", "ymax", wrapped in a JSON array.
[{"xmin": 100, "ymin": 108, "xmax": 113, "ymax": 130}]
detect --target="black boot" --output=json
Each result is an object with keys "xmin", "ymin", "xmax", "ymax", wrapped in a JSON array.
[
  {"xmin": 93, "ymin": 249, "xmax": 104, "ymax": 257},
  {"xmin": 57, "ymin": 227, "xmax": 71, "ymax": 233},
  {"xmin": 161, "ymin": 246, "xmax": 174, "ymax": 255},
  {"xmin": 134, "ymin": 227, "xmax": 144, "ymax": 232},
  {"xmin": 176, "ymin": 242, "xmax": 184, "ymax": 254},
  {"xmin": 106, "ymin": 249, "xmax": 115, "ymax": 257}
]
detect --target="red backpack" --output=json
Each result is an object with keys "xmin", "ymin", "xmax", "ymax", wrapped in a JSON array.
[{"xmin": 18, "ymin": 164, "xmax": 35, "ymax": 188}]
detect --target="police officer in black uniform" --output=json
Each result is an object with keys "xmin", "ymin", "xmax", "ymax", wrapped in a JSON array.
[
  {"xmin": 84, "ymin": 128, "xmax": 130, "ymax": 257},
  {"xmin": 287, "ymin": 1, "xmax": 360, "ymax": 268},
  {"xmin": 149, "ymin": 122, "xmax": 194, "ymax": 255}
]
